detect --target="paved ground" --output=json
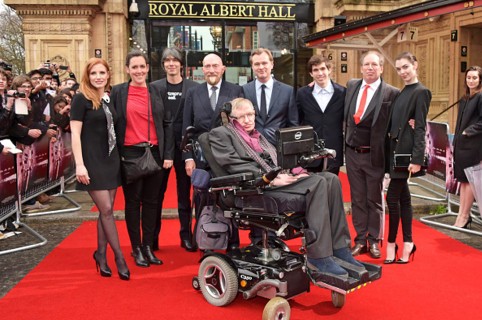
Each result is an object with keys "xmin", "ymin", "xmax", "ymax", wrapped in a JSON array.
[{"xmin": 1, "ymin": 177, "xmax": 481, "ymax": 299}]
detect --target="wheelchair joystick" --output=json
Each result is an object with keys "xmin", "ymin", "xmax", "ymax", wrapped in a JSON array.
[{"xmin": 255, "ymin": 167, "xmax": 282, "ymax": 187}]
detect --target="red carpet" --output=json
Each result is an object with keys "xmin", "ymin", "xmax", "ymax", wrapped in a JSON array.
[
  {"xmin": 92, "ymin": 171, "xmax": 351, "ymax": 212},
  {"xmin": 1, "ymin": 217, "xmax": 481, "ymax": 320}
]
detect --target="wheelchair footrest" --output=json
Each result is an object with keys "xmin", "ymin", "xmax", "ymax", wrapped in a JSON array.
[
  {"xmin": 360, "ymin": 261, "xmax": 382, "ymax": 282},
  {"xmin": 309, "ymin": 259, "xmax": 382, "ymax": 293}
]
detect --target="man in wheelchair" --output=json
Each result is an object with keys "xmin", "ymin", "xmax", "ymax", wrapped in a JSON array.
[{"xmin": 207, "ymin": 98, "xmax": 364, "ymax": 278}]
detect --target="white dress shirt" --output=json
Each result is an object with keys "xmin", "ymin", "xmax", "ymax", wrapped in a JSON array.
[
  {"xmin": 355, "ymin": 78, "xmax": 381, "ymax": 119},
  {"xmin": 256, "ymin": 78, "xmax": 273, "ymax": 112},
  {"xmin": 312, "ymin": 81, "xmax": 334, "ymax": 113}
]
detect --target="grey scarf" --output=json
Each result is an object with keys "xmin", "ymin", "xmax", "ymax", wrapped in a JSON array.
[
  {"xmin": 101, "ymin": 96, "xmax": 116, "ymax": 156},
  {"xmin": 226, "ymin": 122, "xmax": 278, "ymax": 173}
]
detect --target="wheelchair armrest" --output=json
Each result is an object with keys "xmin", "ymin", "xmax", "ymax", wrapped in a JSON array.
[{"xmin": 210, "ymin": 172, "xmax": 255, "ymax": 188}]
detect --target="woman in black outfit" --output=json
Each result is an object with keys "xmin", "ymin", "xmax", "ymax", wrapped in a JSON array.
[
  {"xmin": 453, "ymin": 66, "xmax": 482, "ymax": 228},
  {"xmin": 110, "ymin": 51, "xmax": 174, "ymax": 268},
  {"xmin": 384, "ymin": 52, "xmax": 431, "ymax": 264},
  {"xmin": 70, "ymin": 58, "xmax": 129, "ymax": 280}
]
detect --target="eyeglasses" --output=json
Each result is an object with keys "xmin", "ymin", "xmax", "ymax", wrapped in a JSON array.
[
  {"xmin": 232, "ymin": 112, "xmax": 256, "ymax": 121},
  {"xmin": 31, "ymin": 76, "xmax": 42, "ymax": 80},
  {"xmin": 20, "ymin": 85, "xmax": 33, "ymax": 89}
]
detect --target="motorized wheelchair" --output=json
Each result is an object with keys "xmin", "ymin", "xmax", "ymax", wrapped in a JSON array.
[{"xmin": 183, "ymin": 121, "xmax": 382, "ymax": 319}]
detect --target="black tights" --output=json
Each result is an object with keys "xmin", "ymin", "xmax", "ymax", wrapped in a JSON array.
[
  {"xmin": 89, "ymin": 189, "xmax": 127, "ymax": 273},
  {"xmin": 386, "ymin": 178, "xmax": 413, "ymax": 243}
]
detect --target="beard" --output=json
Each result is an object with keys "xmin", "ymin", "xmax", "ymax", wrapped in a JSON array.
[{"xmin": 206, "ymin": 75, "xmax": 219, "ymax": 85}]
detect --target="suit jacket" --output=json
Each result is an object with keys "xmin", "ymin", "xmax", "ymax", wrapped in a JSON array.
[
  {"xmin": 182, "ymin": 80, "xmax": 243, "ymax": 159},
  {"xmin": 344, "ymin": 78, "xmax": 399, "ymax": 167},
  {"xmin": 243, "ymin": 79, "xmax": 299, "ymax": 145},
  {"xmin": 297, "ymin": 81, "xmax": 345, "ymax": 169},
  {"xmin": 110, "ymin": 81, "xmax": 174, "ymax": 160},
  {"xmin": 150, "ymin": 78, "xmax": 199, "ymax": 148}
]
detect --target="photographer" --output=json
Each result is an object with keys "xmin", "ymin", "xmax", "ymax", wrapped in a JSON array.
[
  {"xmin": 7, "ymin": 75, "xmax": 43, "ymax": 145},
  {"xmin": 50, "ymin": 95, "xmax": 71, "ymax": 132},
  {"xmin": 28, "ymin": 69, "xmax": 51, "ymax": 123},
  {"xmin": 0, "ymin": 68, "xmax": 15, "ymax": 154}
]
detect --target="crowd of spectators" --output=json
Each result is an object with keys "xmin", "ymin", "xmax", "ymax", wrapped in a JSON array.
[{"xmin": 0, "ymin": 59, "xmax": 78, "ymax": 211}]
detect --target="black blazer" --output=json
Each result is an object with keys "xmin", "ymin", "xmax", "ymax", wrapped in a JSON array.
[
  {"xmin": 344, "ymin": 78, "xmax": 399, "ymax": 167},
  {"xmin": 453, "ymin": 92, "xmax": 482, "ymax": 176},
  {"xmin": 243, "ymin": 79, "xmax": 299, "ymax": 145},
  {"xmin": 297, "ymin": 81, "xmax": 346, "ymax": 168},
  {"xmin": 110, "ymin": 81, "xmax": 174, "ymax": 161},
  {"xmin": 387, "ymin": 82, "xmax": 431, "ymax": 178},
  {"xmin": 182, "ymin": 80, "xmax": 243, "ymax": 159},
  {"xmin": 150, "ymin": 78, "xmax": 199, "ymax": 147}
]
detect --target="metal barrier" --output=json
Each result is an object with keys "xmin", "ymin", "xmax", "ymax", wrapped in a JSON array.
[
  {"xmin": 419, "ymin": 122, "xmax": 482, "ymax": 236},
  {"xmin": 420, "ymin": 193, "xmax": 482, "ymax": 236},
  {"xmin": 0, "ymin": 130, "xmax": 79, "ymax": 255},
  {"xmin": 0, "ymin": 199, "xmax": 47, "ymax": 256},
  {"xmin": 19, "ymin": 174, "xmax": 80, "ymax": 217}
]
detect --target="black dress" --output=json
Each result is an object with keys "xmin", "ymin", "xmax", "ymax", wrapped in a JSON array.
[
  {"xmin": 70, "ymin": 93, "xmax": 121, "ymax": 190},
  {"xmin": 453, "ymin": 93, "xmax": 482, "ymax": 182}
]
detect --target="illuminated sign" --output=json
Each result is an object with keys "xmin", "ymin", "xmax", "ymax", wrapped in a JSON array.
[{"xmin": 148, "ymin": 1, "xmax": 297, "ymax": 21}]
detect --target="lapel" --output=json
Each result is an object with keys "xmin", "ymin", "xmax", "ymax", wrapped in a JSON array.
[
  {"xmin": 269, "ymin": 80, "xmax": 280, "ymax": 112},
  {"xmin": 324, "ymin": 81, "xmax": 341, "ymax": 113},
  {"xmin": 370, "ymin": 80, "xmax": 386, "ymax": 126},
  {"xmin": 305, "ymin": 85, "xmax": 323, "ymax": 114},
  {"xmin": 245, "ymin": 81, "xmax": 258, "ymax": 109},
  {"xmin": 120, "ymin": 82, "xmax": 129, "ymax": 118},
  {"xmin": 345, "ymin": 79, "xmax": 362, "ymax": 119}
]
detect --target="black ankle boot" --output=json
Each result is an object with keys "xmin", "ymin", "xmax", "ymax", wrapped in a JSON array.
[
  {"xmin": 143, "ymin": 245, "xmax": 163, "ymax": 265},
  {"xmin": 131, "ymin": 246, "xmax": 150, "ymax": 267}
]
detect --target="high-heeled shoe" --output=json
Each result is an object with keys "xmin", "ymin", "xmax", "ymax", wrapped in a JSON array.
[
  {"xmin": 115, "ymin": 258, "xmax": 130, "ymax": 281},
  {"xmin": 396, "ymin": 243, "xmax": 417, "ymax": 264},
  {"xmin": 383, "ymin": 243, "xmax": 398, "ymax": 264},
  {"xmin": 93, "ymin": 251, "xmax": 112, "ymax": 277},
  {"xmin": 462, "ymin": 216, "xmax": 473, "ymax": 229}
]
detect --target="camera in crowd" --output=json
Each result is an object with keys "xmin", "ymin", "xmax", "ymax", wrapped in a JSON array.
[
  {"xmin": 7, "ymin": 91, "xmax": 27, "ymax": 99},
  {"xmin": 0, "ymin": 61, "xmax": 13, "ymax": 71},
  {"xmin": 43, "ymin": 60, "xmax": 68, "ymax": 70}
]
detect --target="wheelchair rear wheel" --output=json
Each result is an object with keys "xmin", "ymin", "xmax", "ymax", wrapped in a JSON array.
[
  {"xmin": 199, "ymin": 255, "xmax": 239, "ymax": 306},
  {"xmin": 331, "ymin": 291, "xmax": 346, "ymax": 308},
  {"xmin": 262, "ymin": 297, "xmax": 291, "ymax": 320}
]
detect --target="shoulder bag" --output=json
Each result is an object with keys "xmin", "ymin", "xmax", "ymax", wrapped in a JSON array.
[{"xmin": 121, "ymin": 92, "xmax": 161, "ymax": 184}]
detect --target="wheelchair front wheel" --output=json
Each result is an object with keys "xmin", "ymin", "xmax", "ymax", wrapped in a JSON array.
[
  {"xmin": 331, "ymin": 291, "xmax": 346, "ymax": 308},
  {"xmin": 199, "ymin": 255, "xmax": 238, "ymax": 306},
  {"xmin": 262, "ymin": 297, "xmax": 291, "ymax": 320}
]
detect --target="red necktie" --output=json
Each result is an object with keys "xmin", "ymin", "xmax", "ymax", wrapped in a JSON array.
[{"xmin": 354, "ymin": 85, "xmax": 370, "ymax": 124}]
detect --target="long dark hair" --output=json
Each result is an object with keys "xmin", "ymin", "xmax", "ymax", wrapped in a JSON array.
[{"xmin": 464, "ymin": 66, "xmax": 482, "ymax": 99}]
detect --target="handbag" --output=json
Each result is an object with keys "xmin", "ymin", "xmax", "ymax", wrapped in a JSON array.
[
  {"xmin": 195, "ymin": 205, "xmax": 231, "ymax": 250},
  {"xmin": 393, "ymin": 153, "xmax": 428, "ymax": 171},
  {"xmin": 121, "ymin": 93, "xmax": 161, "ymax": 184}
]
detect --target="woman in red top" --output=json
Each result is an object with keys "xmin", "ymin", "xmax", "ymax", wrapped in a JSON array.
[{"xmin": 110, "ymin": 51, "xmax": 174, "ymax": 268}]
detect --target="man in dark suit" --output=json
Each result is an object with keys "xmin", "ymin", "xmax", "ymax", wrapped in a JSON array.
[
  {"xmin": 344, "ymin": 51, "xmax": 399, "ymax": 259},
  {"xmin": 243, "ymin": 48, "xmax": 298, "ymax": 145},
  {"xmin": 182, "ymin": 53, "xmax": 243, "ymax": 250},
  {"xmin": 151, "ymin": 47, "xmax": 199, "ymax": 252},
  {"xmin": 182, "ymin": 53, "xmax": 243, "ymax": 176},
  {"xmin": 297, "ymin": 55, "xmax": 345, "ymax": 175}
]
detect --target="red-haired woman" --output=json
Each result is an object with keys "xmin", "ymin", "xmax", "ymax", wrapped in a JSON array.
[{"xmin": 70, "ymin": 58, "xmax": 129, "ymax": 280}]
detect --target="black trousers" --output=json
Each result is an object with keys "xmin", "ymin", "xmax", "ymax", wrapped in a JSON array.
[
  {"xmin": 122, "ymin": 145, "xmax": 162, "ymax": 249},
  {"xmin": 386, "ymin": 178, "xmax": 413, "ymax": 243},
  {"xmin": 154, "ymin": 147, "xmax": 192, "ymax": 246}
]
